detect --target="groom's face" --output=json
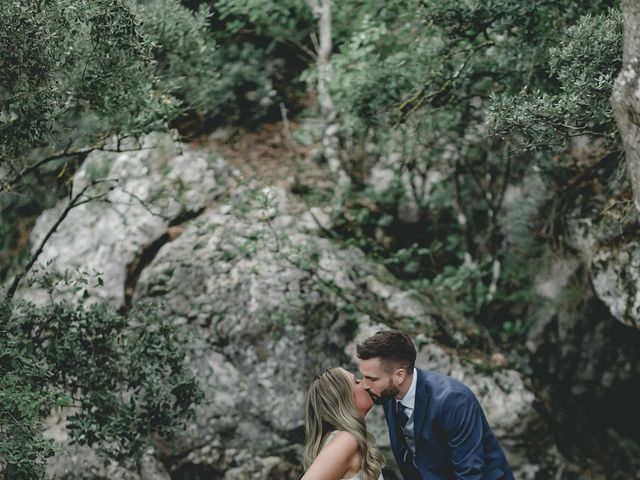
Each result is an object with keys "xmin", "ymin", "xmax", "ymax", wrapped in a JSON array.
[{"xmin": 358, "ymin": 357, "xmax": 402, "ymax": 405}]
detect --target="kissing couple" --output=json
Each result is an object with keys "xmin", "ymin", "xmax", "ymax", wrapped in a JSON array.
[{"xmin": 301, "ymin": 330, "xmax": 515, "ymax": 480}]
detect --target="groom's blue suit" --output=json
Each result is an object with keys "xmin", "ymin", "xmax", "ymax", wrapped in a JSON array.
[{"xmin": 383, "ymin": 368, "xmax": 515, "ymax": 480}]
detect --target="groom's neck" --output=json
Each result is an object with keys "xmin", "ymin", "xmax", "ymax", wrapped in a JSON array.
[{"xmin": 396, "ymin": 371, "xmax": 414, "ymax": 400}]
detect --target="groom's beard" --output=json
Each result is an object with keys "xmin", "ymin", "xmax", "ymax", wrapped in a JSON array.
[{"xmin": 369, "ymin": 382, "xmax": 400, "ymax": 405}]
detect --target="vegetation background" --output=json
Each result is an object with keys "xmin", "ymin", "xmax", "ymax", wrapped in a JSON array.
[{"xmin": 1, "ymin": 0, "xmax": 639, "ymax": 478}]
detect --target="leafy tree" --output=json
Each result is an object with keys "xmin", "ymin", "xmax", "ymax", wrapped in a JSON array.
[
  {"xmin": 0, "ymin": 0, "xmax": 178, "ymax": 180},
  {"xmin": 0, "ymin": 0, "xmax": 177, "ymax": 284},
  {"xmin": 1, "ymin": 1, "xmax": 208, "ymax": 476},
  {"xmin": 325, "ymin": 0, "xmax": 622, "ymax": 333},
  {"xmin": 0, "ymin": 0, "xmax": 223, "ymax": 282},
  {"xmin": 490, "ymin": 9, "xmax": 622, "ymax": 155},
  {"xmin": 1, "ymin": 283, "xmax": 201, "ymax": 478}
]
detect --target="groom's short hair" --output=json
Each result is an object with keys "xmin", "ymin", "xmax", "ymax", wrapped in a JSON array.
[{"xmin": 356, "ymin": 330, "xmax": 416, "ymax": 372}]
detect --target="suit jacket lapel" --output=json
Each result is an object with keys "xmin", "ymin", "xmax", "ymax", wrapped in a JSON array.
[
  {"xmin": 384, "ymin": 399, "xmax": 401, "ymax": 453},
  {"xmin": 413, "ymin": 368, "xmax": 429, "ymax": 435}
]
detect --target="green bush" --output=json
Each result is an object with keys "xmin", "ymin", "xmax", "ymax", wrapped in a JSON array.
[
  {"xmin": 324, "ymin": 0, "xmax": 622, "ymax": 338},
  {"xmin": 0, "ymin": 0, "xmax": 180, "ymax": 178},
  {"xmin": 135, "ymin": 0, "xmax": 229, "ymax": 119},
  {"xmin": 0, "ymin": 285, "xmax": 201, "ymax": 477},
  {"xmin": 489, "ymin": 8, "xmax": 623, "ymax": 154},
  {"xmin": 212, "ymin": 0, "xmax": 314, "ymax": 42}
]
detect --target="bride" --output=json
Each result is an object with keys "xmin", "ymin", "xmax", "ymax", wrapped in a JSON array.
[{"xmin": 302, "ymin": 367, "xmax": 385, "ymax": 480}]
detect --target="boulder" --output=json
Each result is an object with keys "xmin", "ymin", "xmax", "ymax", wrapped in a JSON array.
[
  {"xmin": 23, "ymin": 133, "xmax": 233, "ymax": 306},
  {"xmin": 592, "ymin": 243, "xmax": 640, "ymax": 329},
  {"xmin": 133, "ymin": 185, "xmax": 551, "ymax": 479}
]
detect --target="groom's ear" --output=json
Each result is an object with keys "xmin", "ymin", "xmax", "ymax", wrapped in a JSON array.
[{"xmin": 393, "ymin": 366, "xmax": 407, "ymax": 384}]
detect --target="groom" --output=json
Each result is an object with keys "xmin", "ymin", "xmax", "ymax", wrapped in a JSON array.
[{"xmin": 357, "ymin": 330, "xmax": 515, "ymax": 480}]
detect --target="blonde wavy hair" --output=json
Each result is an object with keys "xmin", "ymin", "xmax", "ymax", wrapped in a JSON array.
[{"xmin": 303, "ymin": 367, "xmax": 385, "ymax": 480}]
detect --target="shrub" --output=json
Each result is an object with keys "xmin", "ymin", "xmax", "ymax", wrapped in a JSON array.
[{"xmin": 0, "ymin": 285, "xmax": 201, "ymax": 477}]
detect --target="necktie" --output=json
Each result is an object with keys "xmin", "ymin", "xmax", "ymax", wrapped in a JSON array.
[
  {"xmin": 397, "ymin": 401, "xmax": 409, "ymax": 429},
  {"xmin": 395, "ymin": 401, "xmax": 417, "ymax": 472}
]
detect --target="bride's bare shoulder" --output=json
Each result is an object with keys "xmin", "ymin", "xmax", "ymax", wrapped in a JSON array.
[{"xmin": 325, "ymin": 430, "xmax": 358, "ymax": 449}]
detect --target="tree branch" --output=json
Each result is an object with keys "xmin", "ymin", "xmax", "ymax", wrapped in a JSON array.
[
  {"xmin": 398, "ymin": 41, "xmax": 494, "ymax": 120},
  {"xmin": 4, "ymin": 140, "xmax": 152, "ymax": 190},
  {"xmin": 6, "ymin": 145, "xmax": 90, "ymax": 188},
  {"xmin": 5, "ymin": 179, "xmax": 118, "ymax": 299}
]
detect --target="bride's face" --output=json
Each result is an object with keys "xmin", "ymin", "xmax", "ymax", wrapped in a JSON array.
[{"xmin": 347, "ymin": 371, "xmax": 373, "ymax": 417}]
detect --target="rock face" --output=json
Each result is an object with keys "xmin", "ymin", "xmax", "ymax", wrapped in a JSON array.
[
  {"xmin": 561, "ymin": 211, "xmax": 640, "ymax": 332},
  {"xmin": 592, "ymin": 242, "xmax": 640, "ymax": 329},
  {"xmin": 611, "ymin": 1, "xmax": 640, "ymax": 213},
  {"xmin": 523, "ymin": 245, "xmax": 640, "ymax": 478},
  {"xmin": 132, "ymin": 192, "xmax": 386, "ymax": 478},
  {"xmin": 132, "ymin": 190, "xmax": 551, "ymax": 479},
  {"xmin": 29, "ymin": 138, "xmax": 558, "ymax": 479},
  {"xmin": 547, "ymin": 218, "xmax": 640, "ymax": 393},
  {"xmin": 25, "ymin": 133, "xmax": 233, "ymax": 306}
]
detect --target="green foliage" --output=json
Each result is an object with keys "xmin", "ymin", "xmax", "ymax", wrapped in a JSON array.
[
  {"xmin": 70, "ymin": 2, "xmax": 151, "ymax": 114},
  {"xmin": 134, "ymin": 0, "xmax": 226, "ymax": 118},
  {"xmin": 489, "ymin": 8, "xmax": 623, "ymax": 154},
  {"xmin": 209, "ymin": 0, "xmax": 402, "ymax": 49},
  {"xmin": 0, "ymin": 296, "xmax": 55, "ymax": 479},
  {"xmin": 0, "ymin": 197, "xmax": 36, "ymax": 284},
  {"xmin": 0, "ymin": 0, "xmax": 225, "ymax": 279},
  {"xmin": 323, "ymin": 0, "xmax": 623, "ymax": 342},
  {"xmin": 0, "ymin": 1, "xmax": 68, "ymax": 161},
  {"xmin": 322, "ymin": 17, "xmax": 420, "ymax": 136},
  {"xmin": 0, "ymin": 288, "xmax": 201, "ymax": 477},
  {"xmin": 0, "ymin": 0, "xmax": 179, "ymax": 171},
  {"xmin": 549, "ymin": 10, "xmax": 622, "ymax": 96},
  {"xmin": 199, "ymin": 0, "xmax": 409, "ymax": 127},
  {"xmin": 166, "ymin": 0, "xmax": 313, "ymax": 125},
  {"xmin": 212, "ymin": 0, "xmax": 313, "ymax": 42}
]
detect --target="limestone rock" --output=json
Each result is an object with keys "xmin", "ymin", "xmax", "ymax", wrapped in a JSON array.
[
  {"xmin": 133, "ymin": 198, "xmax": 376, "ymax": 477},
  {"xmin": 23, "ymin": 133, "xmax": 233, "ymax": 306},
  {"xmin": 592, "ymin": 243, "xmax": 640, "ymax": 329}
]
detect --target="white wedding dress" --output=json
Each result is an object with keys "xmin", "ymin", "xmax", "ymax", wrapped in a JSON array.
[{"xmin": 322, "ymin": 431, "xmax": 384, "ymax": 480}]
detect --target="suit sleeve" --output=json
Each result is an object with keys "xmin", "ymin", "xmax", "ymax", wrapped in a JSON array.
[{"xmin": 440, "ymin": 388, "xmax": 485, "ymax": 479}]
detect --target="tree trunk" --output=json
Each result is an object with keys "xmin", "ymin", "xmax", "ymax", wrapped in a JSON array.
[
  {"xmin": 611, "ymin": 0, "xmax": 640, "ymax": 213},
  {"xmin": 306, "ymin": 0, "xmax": 350, "ymax": 186},
  {"xmin": 315, "ymin": 0, "xmax": 333, "ymax": 116}
]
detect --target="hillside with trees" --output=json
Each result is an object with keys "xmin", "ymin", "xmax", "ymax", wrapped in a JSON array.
[{"xmin": 2, "ymin": 1, "xmax": 639, "ymax": 479}]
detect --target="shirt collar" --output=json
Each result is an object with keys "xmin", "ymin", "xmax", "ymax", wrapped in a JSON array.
[{"xmin": 397, "ymin": 368, "xmax": 417, "ymax": 410}]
